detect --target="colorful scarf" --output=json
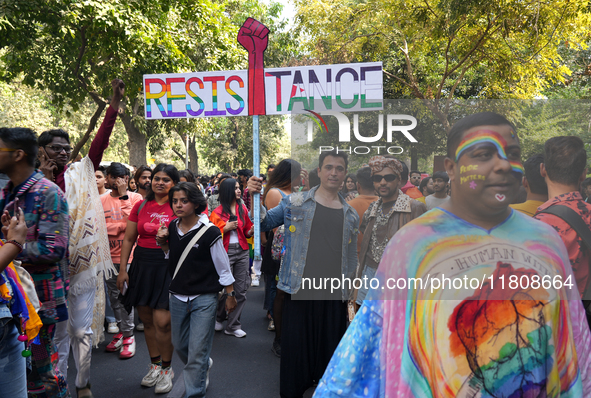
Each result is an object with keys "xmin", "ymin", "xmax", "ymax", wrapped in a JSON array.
[{"xmin": 65, "ymin": 156, "xmax": 115, "ymax": 346}]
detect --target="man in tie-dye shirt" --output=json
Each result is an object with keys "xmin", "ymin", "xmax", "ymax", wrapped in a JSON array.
[{"xmin": 315, "ymin": 112, "xmax": 591, "ymax": 397}]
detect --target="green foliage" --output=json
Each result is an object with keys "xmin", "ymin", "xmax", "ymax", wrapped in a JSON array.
[
  {"xmin": 0, "ymin": 78, "xmax": 131, "ymax": 160},
  {"xmin": 294, "ymin": 0, "xmax": 591, "ymax": 116}
]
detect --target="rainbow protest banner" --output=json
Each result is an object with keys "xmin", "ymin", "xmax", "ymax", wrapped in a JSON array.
[
  {"xmin": 143, "ymin": 62, "xmax": 383, "ymax": 119},
  {"xmin": 143, "ymin": 18, "xmax": 384, "ymax": 260}
]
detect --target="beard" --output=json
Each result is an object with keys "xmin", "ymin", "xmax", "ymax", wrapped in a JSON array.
[{"xmin": 139, "ymin": 182, "xmax": 151, "ymax": 190}]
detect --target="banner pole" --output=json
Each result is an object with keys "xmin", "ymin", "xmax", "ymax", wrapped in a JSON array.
[{"xmin": 253, "ymin": 115, "xmax": 261, "ymax": 261}]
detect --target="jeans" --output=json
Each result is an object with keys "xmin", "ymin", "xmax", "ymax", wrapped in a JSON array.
[
  {"xmin": 355, "ymin": 264, "xmax": 377, "ymax": 305},
  {"xmin": 264, "ymin": 273, "xmax": 277, "ymax": 318},
  {"xmin": 170, "ymin": 293, "xmax": 217, "ymax": 398},
  {"xmin": 0, "ymin": 317, "xmax": 27, "ymax": 398}
]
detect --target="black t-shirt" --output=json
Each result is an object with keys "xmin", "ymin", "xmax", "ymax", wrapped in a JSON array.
[{"xmin": 299, "ymin": 203, "xmax": 344, "ymax": 300}]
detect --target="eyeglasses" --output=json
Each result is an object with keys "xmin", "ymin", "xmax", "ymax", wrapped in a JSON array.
[
  {"xmin": 0, "ymin": 147, "xmax": 17, "ymax": 152},
  {"xmin": 371, "ymin": 174, "xmax": 398, "ymax": 183},
  {"xmin": 45, "ymin": 145, "xmax": 72, "ymax": 154}
]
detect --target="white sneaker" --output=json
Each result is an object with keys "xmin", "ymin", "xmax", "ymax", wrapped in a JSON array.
[
  {"xmin": 141, "ymin": 363, "xmax": 162, "ymax": 387},
  {"xmin": 214, "ymin": 321, "xmax": 224, "ymax": 332},
  {"xmin": 107, "ymin": 322, "xmax": 119, "ymax": 334},
  {"xmin": 155, "ymin": 367, "xmax": 174, "ymax": 394},
  {"xmin": 136, "ymin": 322, "xmax": 144, "ymax": 331},
  {"xmin": 251, "ymin": 276, "xmax": 260, "ymax": 287},
  {"xmin": 224, "ymin": 329, "xmax": 247, "ymax": 338},
  {"xmin": 206, "ymin": 357, "xmax": 213, "ymax": 390}
]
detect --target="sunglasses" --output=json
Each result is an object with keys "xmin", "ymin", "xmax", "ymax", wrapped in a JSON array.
[
  {"xmin": 371, "ymin": 174, "xmax": 398, "ymax": 183},
  {"xmin": 45, "ymin": 145, "xmax": 73, "ymax": 154}
]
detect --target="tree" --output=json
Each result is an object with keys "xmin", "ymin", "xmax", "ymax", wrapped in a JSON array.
[
  {"xmin": 294, "ymin": 0, "xmax": 591, "ymax": 166},
  {"xmin": 0, "ymin": 0, "xmax": 244, "ymax": 165}
]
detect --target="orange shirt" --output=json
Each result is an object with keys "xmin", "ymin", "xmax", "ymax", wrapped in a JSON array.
[
  {"xmin": 101, "ymin": 191, "xmax": 143, "ymax": 264},
  {"xmin": 348, "ymin": 194, "xmax": 378, "ymax": 253}
]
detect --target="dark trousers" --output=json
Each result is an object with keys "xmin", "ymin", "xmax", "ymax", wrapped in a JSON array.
[{"xmin": 280, "ymin": 295, "xmax": 348, "ymax": 398}]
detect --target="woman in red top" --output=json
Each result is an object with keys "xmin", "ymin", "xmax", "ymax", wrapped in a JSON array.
[
  {"xmin": 117, "ymin": 164, "xmax": 179, "ymax": 394},
  {"xmin": 210, "ymin": 178, "xmax": 253, "ymax": 338}
]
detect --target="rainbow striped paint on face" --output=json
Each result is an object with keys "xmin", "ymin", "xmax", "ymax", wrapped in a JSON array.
[{"xmin": 455, "ymin": 129, "xmax": 523, "ymax": 177}]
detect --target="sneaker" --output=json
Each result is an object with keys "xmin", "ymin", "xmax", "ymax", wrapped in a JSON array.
[
  {"xmin": 107, "ymin": 322, "xmax": 119, "ymax": 334},
  {"xmin": 119, "ymin": 336, "xmax": 136, "ymax": 359},
  {"xmin": 206, "ymin": 357, "xmax": 213, "ymax": 390},
  {"xmin": 214, "ymin": 321, "xmax": 224, "ymax": 332},
  {"xmin": 154, "ymin": 367, "xmax": 174, "ymax": 394},
  {"xmin": 251, "ymin": 276, "xmax": 260, "ymax": 287},
  {"xmin": 141, "ymin": 364, "xmax": 162, "ymax": 387},
  {"xmin": 272, "ymin": 340, "xmax": 281, "ymax": 358},
  {"xmin": 224, "ymin": 329, "xmax": 247, "ymax": 338},
  {"xmin": 105, "ymin": 333, "xmax": 123, "ymax": 352},
  {"xmin": 136, "ymin": 322, "xmax": 144, "ymax": 332},
  {"xmin": 268, "ymin": 319, "xmax": 275, "ymax": 331}
]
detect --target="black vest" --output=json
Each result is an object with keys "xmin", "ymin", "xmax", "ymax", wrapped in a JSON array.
[{"xmin": 167, "ymin": 220, "xmax": 223, "ymax": 295}]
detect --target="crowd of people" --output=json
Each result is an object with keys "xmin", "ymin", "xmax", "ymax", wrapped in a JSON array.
[{"xmin": 1, "ymin": 80, "xmax": 591, "ymax": 398}]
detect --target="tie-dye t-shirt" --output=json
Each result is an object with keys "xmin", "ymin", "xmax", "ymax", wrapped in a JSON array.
[{"xmin": 314, "ymin": 208, "xmax": 591, "ymax": 398}]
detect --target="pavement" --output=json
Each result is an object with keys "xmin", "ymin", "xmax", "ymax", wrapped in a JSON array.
[{"xmin": 66, "ymin": 285, "xmax": 308, "ymax": 397}]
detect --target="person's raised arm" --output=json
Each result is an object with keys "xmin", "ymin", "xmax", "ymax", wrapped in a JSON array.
[
  {"xmin": 117, "ymin": 220, "xmax": 138, "ymax": 292},
  {"xmin": 247, "ymin": 176, "xmax": 285, "ymax": 231},
  {"xmin": 88, "ymin": 79, "xmax": 125, "ymax": 170}
]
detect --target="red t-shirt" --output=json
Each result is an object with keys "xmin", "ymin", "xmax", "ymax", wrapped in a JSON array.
[{"xmin": 128, "ymin": 200, "xmax": 176, "ymax": 249}]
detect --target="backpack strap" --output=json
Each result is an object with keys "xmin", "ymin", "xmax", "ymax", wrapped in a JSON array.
[
  {"xmin": 136, "ymin": 199, "xmax": 148, "ymax": 216},
  {"xmin": 537, "ymin": 204, "xmax": 591, "ymax": 302},
  {"xmin": 173, "ymin": 223, "xmax": 211, "ymax": 280}
]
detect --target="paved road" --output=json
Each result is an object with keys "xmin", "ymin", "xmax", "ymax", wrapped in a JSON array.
[{"xmin": 66, "ymin": 285, "xmax": 299, "ymax": 397}]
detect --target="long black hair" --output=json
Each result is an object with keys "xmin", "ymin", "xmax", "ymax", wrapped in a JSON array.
[
  {"xmin": 341, "ymin": 173, "xmax": 357, "ymax": 194},
  {"xmin": 218, "ymin": 178, "xmax": 243, "ymax": 220},
  {"xmin": 146, "ymin": 163, "xmax": 180, "ymax": 201},
  {"xmin": 262, "ymin": 159, "xmax": 301, "ymax": 205},
  {"xmin": 168, "ymin": 182, "xmax": 207, "ymax": 215}
]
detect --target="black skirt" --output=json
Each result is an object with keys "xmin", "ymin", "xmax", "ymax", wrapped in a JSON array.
[{"xmin": 122, "ymin": 246, "xmax": 171, "ymax": 311}]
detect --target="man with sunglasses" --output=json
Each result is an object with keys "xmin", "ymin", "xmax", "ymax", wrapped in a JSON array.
[
  {"xmin": 38, "ymin": 79, "xmax": 124, "ymax": 193},
  {"xmin": 355, "ymin": 156, "xmax": 426, "ymax": 307}
]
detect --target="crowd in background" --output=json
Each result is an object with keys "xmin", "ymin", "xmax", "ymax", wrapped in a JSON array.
[{"xmin": 2, "ymin": 83, "xmax": 591, "ymax": 398}]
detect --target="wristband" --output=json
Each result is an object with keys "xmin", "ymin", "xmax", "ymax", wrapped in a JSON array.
[
  {"xmin": 5, "ymin": 240, "xmax": 23, "ymax": 253},
  {"xmin": 119, "ymin": 195, "xmax": 129, "ymax": 200}
]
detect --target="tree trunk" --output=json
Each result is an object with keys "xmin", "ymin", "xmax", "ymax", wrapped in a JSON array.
[
  {"xmin": 119, "ymin": 111, "xmax": 147, "ymax": 167},
  {"xmin": 188, "ymin": 136, "xmax": 198, "ymax": 175},
  {"xmin": 70, "ymin": 92, "xmax": 106, "ymax": 161},
  {"xmin": 410, "ymin": 146, "xmax": 418, "ymax": 171}
]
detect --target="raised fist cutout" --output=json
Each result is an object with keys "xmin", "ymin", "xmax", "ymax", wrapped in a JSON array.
[
  {"xmin": 238, "ymin": 17, "xmax": 269, "ymax": 54},
  {"xmin": 238, "ymin": 17, "xmax": 269, "ymax": 116}
]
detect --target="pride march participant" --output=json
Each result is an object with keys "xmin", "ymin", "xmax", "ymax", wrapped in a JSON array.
[{"xmin": 314, "ymin": 112, "xmax": 591, "ymax": 397}]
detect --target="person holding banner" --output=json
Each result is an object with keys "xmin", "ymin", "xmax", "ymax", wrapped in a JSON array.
[{"xmin": 247, "ymin": 150, "xmax": 359, "ymax": 398}]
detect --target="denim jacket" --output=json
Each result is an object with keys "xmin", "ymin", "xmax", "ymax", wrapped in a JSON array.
[{"xmin": 258, "ymin": 186, "xmax": 359, "ymax": 297}]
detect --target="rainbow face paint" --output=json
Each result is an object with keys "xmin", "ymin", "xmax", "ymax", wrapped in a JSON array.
[{"xmin": 455, "ymin": 129, "xmax": 524, "ymax": 179}]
